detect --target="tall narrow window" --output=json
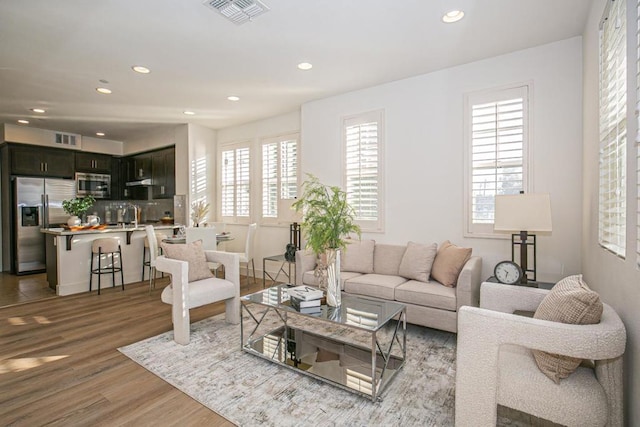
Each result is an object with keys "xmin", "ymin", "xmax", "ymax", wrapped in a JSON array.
[
  {"xmin": 261, "ymin": 134, "xmax": 299, "ymax": 222},
  {"xmin": 599, "ymin": 0, "xmax": 626, "ymax": 257},
  {"xmin": 464, "ymin": 85, "xmax": 529, "ymax": 237},
  {"xmin": 343, "ymin": 110, "xmax": 384, "ymax": 232},
  {"xmin": 220, "ymin": 144, "xmax": 250, "ymax": 221}
]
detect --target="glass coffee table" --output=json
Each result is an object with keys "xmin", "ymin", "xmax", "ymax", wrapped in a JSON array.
[{"xmin": 241, "ymin": 284, "xmax": 406, "ymax": 401}]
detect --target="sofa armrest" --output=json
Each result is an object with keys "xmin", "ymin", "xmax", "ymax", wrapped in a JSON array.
[
  {"xmin": 455, "ymin": 255, "xmax": 482, "ymax": 310},
  {"xmin": 295, "ymin": 249, "xmax": 317, "ymax": 285}
]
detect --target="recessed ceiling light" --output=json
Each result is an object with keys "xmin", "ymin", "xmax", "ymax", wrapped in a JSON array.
[
  {"xmin": 442, "ymin": 10, "xmax": 464, "ymax": 23},
  {"xmin": 96, "ymin": 132, "xmax": 105, "ymax": 137},
  {"xmin": 183, "ymin": 111, "xmax": 195, "ymax": 115},
  {"xmin": 31, "ymin": 108, "xmax": 46, "ymax": 113},
  {"xmin": 96, "ymin": 87, "xmax": 112, "ymax": 94},
  {"xmin": 297, "ymin": 62, "xmax": 313, "ymax": 70},
  {"xmin": 18, "ymin": 119, "xmax": 29, "ymax": 124},
  {"xmin": 132, "ymin": 65, "xmax": 151, "ymax": 74},
  {"xmin": 227, "ymin": 96, "xmax": 240, "ymax": 101}
]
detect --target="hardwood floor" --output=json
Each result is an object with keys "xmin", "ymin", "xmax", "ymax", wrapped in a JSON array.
[{"xmin": 0, "ymin": 275, "xmax": 267, "ymax": 426}]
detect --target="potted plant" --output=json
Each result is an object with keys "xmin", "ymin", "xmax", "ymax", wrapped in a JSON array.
[
  {"xmin": 191, "ymin": 200, "xmax": 210, "ymax": 227},
  {"xmin": 292, "ymin": 174, "xmax": 361, "ymax": 307},
  {"xmin": 62, "ymin": 195, "xmax": 96, "ymax": 226}
]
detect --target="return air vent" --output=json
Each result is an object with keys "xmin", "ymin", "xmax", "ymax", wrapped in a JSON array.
[
  {"xmin": 54, "ymin": 132, "xmax": 81, "ymax": 147},
  {"xmin": 202, "ymin": 0, "xmax": 269, "ymax": 25}
]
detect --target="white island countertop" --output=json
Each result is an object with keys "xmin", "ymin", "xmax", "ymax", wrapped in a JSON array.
[{"xmin": 41, "ymin": 224, "xmax": 182, "ymax": 296}]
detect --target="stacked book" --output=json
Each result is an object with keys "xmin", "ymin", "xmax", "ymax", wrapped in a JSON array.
[{"xmin": 287, "ymin": 285, "xmax": 323, "ymax": 314}]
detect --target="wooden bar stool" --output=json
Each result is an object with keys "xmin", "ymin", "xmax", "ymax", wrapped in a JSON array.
[{"xmin": 90, "ymin": 238, "xmax": 124, "ymax": 295}]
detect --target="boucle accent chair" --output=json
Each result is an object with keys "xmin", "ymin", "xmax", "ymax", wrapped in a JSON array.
[
  {"xmin": 455, "ymin": 281, "xmax": 626, "ymax": 427},
  {"xmin": 155, "ymin": 249, "xmax": 240, "ymax": 345}
]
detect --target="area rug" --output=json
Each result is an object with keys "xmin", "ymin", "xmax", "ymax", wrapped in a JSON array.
[{"xmin": 119, "ymin": 313, "xmax": 534, "ymax": 426}]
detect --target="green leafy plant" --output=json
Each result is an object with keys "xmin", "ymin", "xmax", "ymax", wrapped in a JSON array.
[
  {"xmin": 292, "ymin": 174, "xmax": 361, "ymax": 255},
  {"xmin": 62, "ymin": 195, "xmax": 95, "ymax": 217}
]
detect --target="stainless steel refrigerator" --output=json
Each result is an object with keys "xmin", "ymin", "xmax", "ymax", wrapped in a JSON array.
[{"xmin": 14, "ymin": 177, "xmax": 76, "ymax": 274}]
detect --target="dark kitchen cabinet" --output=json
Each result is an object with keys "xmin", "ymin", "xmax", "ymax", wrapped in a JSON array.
[
  {"xmin": 132, "ymin": 154, "xmax": 152, "ymax": 180},
  {"xmin": 152, "ymin": 147, "xmax": 175, "ymax": 199},
  {"xmin": 10, "ymin": 144, "xmax": 74, "ymax": 178},
  {"xmin": 75, "ymin": 152, "xmax": 112, "ymax": 174}
]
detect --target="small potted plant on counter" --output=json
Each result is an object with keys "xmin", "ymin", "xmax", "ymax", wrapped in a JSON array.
[{"xmin": 62, "ymin": 195, "xmax": 96, "ymax": 227}]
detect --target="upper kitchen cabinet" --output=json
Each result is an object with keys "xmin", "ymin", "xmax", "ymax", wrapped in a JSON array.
[
  {"xmin": 10, "ymin": 144, "xmax": 75, "ymax": 179},
  {"xmin": 152, "ymin": 147, "xmax": 175, "ymax": 199},
  {"xmin": 132, "ymin": 154, "xmax": 152, "ymax": 180},
  {"xmin": 75, "ymin": 152, "xmax": 112, "ymax": 174}
]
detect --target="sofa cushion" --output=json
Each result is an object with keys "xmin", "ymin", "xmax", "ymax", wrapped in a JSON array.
[
  {"xmin": 430, "ymin": 240, "xmax": 472, "ymax": 287},
  {"xmin": 394, "ymin": 280, "xmax": 457, "ymax": 311},
  {"xmin": 340, "ymin": 239, "xmax": 375, "ymax": 274},
  {"xmin": 302, "ymin": 270, "xmax": 362, "ymax": 290},
  {"xmin": 373, "ymin": 244, "xmax": 406, "ymax": 276},
  {"xmin": 344, "ymin": 274, "xmax": 407, "ymax": 300},
  {"xmin": 398, "ymin": 241, "xmax": 437, "ymax": 283},
  {"xmin": 532, "ymin": 275, "xmax": 603, "ymax": 383},
  {"xmin": 160, "ymin": 240, "xmax": 214, "ymax": 283}
]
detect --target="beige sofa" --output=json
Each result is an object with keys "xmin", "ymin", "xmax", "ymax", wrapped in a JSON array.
[{"xmin": 295, "ymin": 239, "xmax": 482, "ymax": 333}]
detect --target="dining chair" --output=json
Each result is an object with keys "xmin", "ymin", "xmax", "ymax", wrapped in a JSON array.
[
  {"xmin": 144, "ymin": 225, "xmax": 160, "ymax": 294},
  {"xmin": 228, "ymin": 223, "xmax": 257, "ymax": 284},
  {"xmin": 185, "ymin": 226, "xmax": 221, "ymax": 276}
]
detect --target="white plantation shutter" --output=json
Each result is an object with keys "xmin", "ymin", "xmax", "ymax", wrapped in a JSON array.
[
  {"xmin": 220, "ymin": 144, "xmax": 251, "ymax": 221},
  {"xmin": 260, "ymin": 134, "xmax": 299, "ymax": 222},
  {"xmin": 637, "ymin": 0, "xmax": 640, "ymax": 267},
  {"xmin": 599, "ymin": 0, "xmax": 626, "ymax": 257},
  {"xmin": 343, "ymin": 110, "xmax": 384, "ymax": 231},
  {"xmin": 262, "ymin": 143, "xmax": 278, "ymax": 217},
  {"xmin": 465, "ymin": 85, "xmax": 529, "ymax": 236}
]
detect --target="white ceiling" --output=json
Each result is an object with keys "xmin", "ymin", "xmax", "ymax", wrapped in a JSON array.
[{"xmin": 0, "ymin": 0, "xmax": 592, "ymax": 142}]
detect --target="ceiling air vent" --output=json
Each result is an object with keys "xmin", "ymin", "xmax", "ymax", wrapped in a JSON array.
[
  {"xmin": 203, "ymin": 0, "xmax": 269, "ymax": 25},
  {"xmin": 54, "ymin": 132, "xmax": 81, "ymax": 147}
]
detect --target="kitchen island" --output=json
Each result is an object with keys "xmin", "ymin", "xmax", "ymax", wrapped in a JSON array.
[{"xmin": 41, "ymin": 224, "xmax": 181, "ymax": 296}]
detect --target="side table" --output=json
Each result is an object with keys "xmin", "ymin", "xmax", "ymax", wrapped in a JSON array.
[
  {"xmin": 263, "ymin": 254, "xmax": 296, "ymax": 288},
  {"xmin": 485, "ymin": 276, "xmax": 555, "ymax": 290}
]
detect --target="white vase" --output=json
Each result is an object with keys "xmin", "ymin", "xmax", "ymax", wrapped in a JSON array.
[
  {"xmin": 325, "ymin": 248, "xmax": 341, "ymax": 307},
  {"xmin": 67, "ymin": 215, "xmax": 81, "ymax": 227}
]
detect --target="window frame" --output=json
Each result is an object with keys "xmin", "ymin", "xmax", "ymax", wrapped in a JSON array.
[
  {"xmin": 259, "ymin": 132, "xmax": 301, "ymax": 225},
  {"xmin": 218, "ymin": 141, "xmax": 251, "ymax": 224},
  {"xmin": 342, "ymin": 109, "xmax": 385, "ymax": 233},
  {"xmin": 463, "ymin": 83, "xmax": 532, "ymax": 238}
]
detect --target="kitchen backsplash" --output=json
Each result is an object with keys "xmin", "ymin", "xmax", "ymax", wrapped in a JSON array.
[{"xmin": 92, "ymin": 198, "xmax": 176, "ymax": 224}]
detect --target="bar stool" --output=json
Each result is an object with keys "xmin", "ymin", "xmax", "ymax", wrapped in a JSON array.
[
  {"xmin": 90, "ymin": 238, "xmax": 124, "ymax": 295},
  {"xmin": 142, "ymin": 232, "xmax": 166, "ymax": 282}
]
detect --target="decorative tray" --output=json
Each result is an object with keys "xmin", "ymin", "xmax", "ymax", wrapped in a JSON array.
[{"xmin": 62, "ymin": 224, "xmax": 108, "ymax": 231}]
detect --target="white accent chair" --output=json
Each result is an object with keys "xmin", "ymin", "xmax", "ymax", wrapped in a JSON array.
[
  {"xmin": 228, "ymin": 223, "xmax": 257, "ymax": 284},
  {"xmin": 185, "ymin": 226, "xmax": 221, "ymax": 276},
  {"xmin": 455, "ymin": 282, "xmax": 626, "ymax": 427},
  {"xmin": 155, "ymin": 250, "xmax": 240, "ymax": 345}
]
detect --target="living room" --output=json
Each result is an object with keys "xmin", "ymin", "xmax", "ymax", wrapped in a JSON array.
[{"xmin": 1, "ymin": 0, "xmax": 639, "ymax": 425}]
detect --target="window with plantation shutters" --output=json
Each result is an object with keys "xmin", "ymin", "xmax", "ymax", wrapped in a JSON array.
[
  {"xmin": 220, "ymin": 144, "xmax": 250, "ymax": 221},
  {"xmin": 464, "ymin": 85, "xmax": 529, "ymax": 237},
  {"xmin": 261, "ymin": 134, "xmax": 299, "ymax": 222},
  {"xmin": 343, "ymin": 110, "xmax": 384, "ymax": 232},
  {"xmin": 599, "ymin": 0, "xmax": 626, "ymax": 258}
]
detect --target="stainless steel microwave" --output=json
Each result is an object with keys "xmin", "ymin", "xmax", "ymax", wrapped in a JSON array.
[{"xmin": 75, "ymin": 172, "xmax": 111, "ymax": 199}]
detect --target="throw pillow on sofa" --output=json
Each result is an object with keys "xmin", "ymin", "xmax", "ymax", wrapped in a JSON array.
[
  {"xmin": 532, "ymin": 274, "xmax": 603, "ymax": 383},
  {"xmin": 160, "ymin": 239, "xmax": 214, "ymax": 283},
  {"xmin": 340, "ymin": 239, "xmax": 375, "ymax": 274},
  {"xmin": 398, "ymin": 241, "xmax": 437, "ymax": 282},
  {"xmin": 430, "ymin": 240, "xmax": 472, "ymax": 287}
]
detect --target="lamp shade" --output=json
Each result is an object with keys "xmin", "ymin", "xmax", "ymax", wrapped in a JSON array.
[{"xmin": 494, "ymin": 193, "xmax": 552, "ymax": 232}]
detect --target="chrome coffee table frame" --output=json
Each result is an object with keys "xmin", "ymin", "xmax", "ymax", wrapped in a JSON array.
[{"xmin": 241, "ymin": 285, "xmax": 406, "ymax": 401}]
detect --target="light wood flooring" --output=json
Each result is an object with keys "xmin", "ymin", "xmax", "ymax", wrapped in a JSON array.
[{"xmin": 0, "ymin": 273, "xmax": 267, "ymax": 426}]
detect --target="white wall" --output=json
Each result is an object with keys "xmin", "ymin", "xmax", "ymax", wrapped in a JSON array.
[
  {"xmin": 583, "ymin": 0, "xmax": 640, "ymax": 421},
  {"xmin": 187, "ymin": 123, "xmax": 217, "ymax": 218},
  {"xmin": 3, "ymin": 123, "xmax": 123, "ymax": 154},
  {"xmin": 301, "ymin": 37, "xmax": 584, "ymax": 284},
  {"xmin": 216, "ymin": 111, "xmax": 301, "ymax": 274}
]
